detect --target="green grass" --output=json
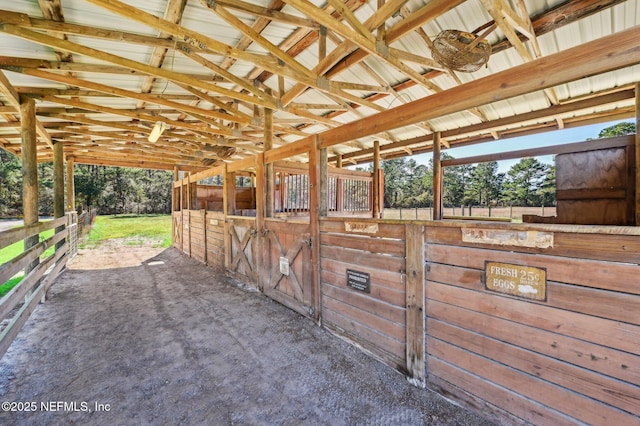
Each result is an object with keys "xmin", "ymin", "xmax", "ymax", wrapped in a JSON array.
[
  {"xmin": 84, "ymin": 214, "xmax": 172, "ymax": 249},
  {"xmin": 0, "ymin": 275, "xmax": 23, "ymax": 298},
  {"xmin": 0, "ymin": 227, "xmax": 55, "ymax": 297}
]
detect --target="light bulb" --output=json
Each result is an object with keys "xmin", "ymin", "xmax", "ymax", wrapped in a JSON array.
[{"xmin": 148, "ymin": 121, "xmax": 166, "ymax": 142}]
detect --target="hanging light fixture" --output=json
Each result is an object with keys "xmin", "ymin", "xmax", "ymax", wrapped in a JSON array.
[{"xmin": 148, "ymin": 121, "xmax": 166, "ymax": 142}]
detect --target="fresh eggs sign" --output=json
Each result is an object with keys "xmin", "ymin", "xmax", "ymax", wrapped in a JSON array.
[{"xmin": 484, "ymin": 261, "xmax": 547, "ymax": 301}]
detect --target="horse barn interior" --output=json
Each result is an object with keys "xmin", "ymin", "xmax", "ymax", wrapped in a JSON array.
[{"xmin": 0, "ymin": 0, "xmax": 639, "ymax": 424}]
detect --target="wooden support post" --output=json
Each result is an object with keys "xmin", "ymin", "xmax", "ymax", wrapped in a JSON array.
[
  {"xmin": 336, "ymin": 146, "xmax": 344, "ymax": 213},
  {"xmin": 190, "ymin": 179, "xmax": 198, "ymax": 210},
  {"xmin": 636, "ymin": 82, "xmax": 640, "ymax": 225},
  {"xmin": 20, "ymin": 97, "xmax": 39, "ymax": 274},
  {"xmin": 186, "ymin": 173, "xmax": 191, "ymax": 210},
  {"xmin": 265, "ymin": 91, "xmax": 274, "ymax": 217},
  {"xmin": 53, "ymin": 141, "xmax": 65, "ymax": 250},
  {"xmin": 373, "ymin": 140, "xmax": 381, "ymax": 218},
  {"xmin": 172, "ymin": 166, "xmax": 179, "ymax": 211},
  {"xmin": 255, "ymin": 154, "xmax": 266, "ymax": 291},
  {"xmin": 223, "ymin": 165, "xmax": 231, "ymax": 270},
  {"xmin": 336, "ymin": 177, "xmax": 344, "ymax": 213},
  {"xmin": 66, "ymin": 157, "xmax": 75, "ymax": 212},
  {"xmin": 179, "ymin": 179, "xmax": 184, "ymax": 211},
  {"xmin": 433, "ymin": 132, "xmax": 443, "ymax": 220},
  {"xmin": 405, "ymin": 223, "xmax": 426, "ymax": 387},
  {"xmin": 319, "ymin": 149, "xmax": 328, "ymax": 216},
  {"xmin": 308, "ymin": 135, "xmax": 326, "ymax": 322},
  {"xmin": 225, "ymin": 168, "xmax": 236, "ymax": 217}
]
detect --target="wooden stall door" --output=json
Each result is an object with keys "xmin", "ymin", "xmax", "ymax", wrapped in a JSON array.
[
  {"xmin": 227, "ymin": 217, "xmax": 257, "ymax": 288},
  {"xmin": 172, "ymin": 212, "xmax": 182, "ymax": 249},
  {"xmin": 263, "ymin": 220, "xmax": 314, "ymax": 318}
]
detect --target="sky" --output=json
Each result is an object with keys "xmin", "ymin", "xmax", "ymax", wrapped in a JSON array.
[{"xmin": 412, "ymin": 118, "xmax": 631, "ymax": 173}]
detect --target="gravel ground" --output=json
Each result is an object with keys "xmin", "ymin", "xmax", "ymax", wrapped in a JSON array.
[{"xmin": 0, "ymin": 242, "xmax": 493, "ymax": 425}]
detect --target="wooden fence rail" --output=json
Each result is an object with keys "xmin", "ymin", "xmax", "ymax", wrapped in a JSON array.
[{"xmin": 0, "ymin": 216, "xmax": 70, "ymax": 359}]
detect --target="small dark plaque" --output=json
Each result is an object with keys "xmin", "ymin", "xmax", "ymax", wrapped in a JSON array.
[{"xmin": 347, "ymin": 269, "xmax": 370, "ymax": 293}]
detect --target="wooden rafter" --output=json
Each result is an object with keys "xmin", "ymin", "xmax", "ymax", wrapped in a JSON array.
[
  {"xmin": 480, "ymin": 0, "xmax": 559, "ymax": 105},
  {"xmin": 136, "ymin": 0, "xmax": 187, "ymax": 109},
  {"xmin": 0, "ymin": 0, "xmax": 635, "ymax": 171},
  {"xmin": 0, "ymin": 23, "xmax": 277, "ymax": 109},
  {"xmin": 0, "ymin": 69, "xmax": 52, "ymax": 147}
]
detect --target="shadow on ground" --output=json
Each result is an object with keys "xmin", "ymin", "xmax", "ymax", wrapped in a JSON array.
[{"xmin": 0, "ymin": 246, "xmax": 492, "ymax": 425}]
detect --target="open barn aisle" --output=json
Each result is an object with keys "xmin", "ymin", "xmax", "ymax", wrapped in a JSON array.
[{"xmin": 0, "ymin": 243, "xmax": 490, "ymax": 425}]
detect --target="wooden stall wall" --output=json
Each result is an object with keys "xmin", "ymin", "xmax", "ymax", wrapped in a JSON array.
[
  {"xmin": 262, "ymin": 219, "xmax": 314, "ymax": 318},
  {"xmin": 226, "ymin": 217, "xmax": 258, "ymax": 288},
  {"xmin": 555, "ymin": 144, "xmax": 635, "ymax": 225},
  {"xmin": 172, "ymin": 211, "xmax": 182, "ymax": 250},
  {"xmin": 319, "ymin": 218, "xmax": 407, "ymax": 371},
  {"xmin": 424, "ymin": 221, "xmax": 640, "ymax": 425},
  {"xmin": 205, "ymin": 211, "xmax": 225, "ymax": 270},
  {"xmin": 188, "ymin": 210, "xmax": 206, "ymax": 264},
  {"xmin": 196, "ymin": 186, "xmax": 256, "ymax": 213},
  {"xmin": 181, "ymin": 210, "xmax": 190, "ymax": 256}
]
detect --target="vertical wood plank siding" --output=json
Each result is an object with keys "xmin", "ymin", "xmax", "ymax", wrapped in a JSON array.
[
  {"xmin": 425, "ymin": 222, "xmax": 640, "ymax": 425},
  {"xmin": 319, "ymin": 218, "xmax": 407, "ymax": 371},
  {"xmin": 205, "ymin": 211, "xmax": 225, "ymax": 270}
]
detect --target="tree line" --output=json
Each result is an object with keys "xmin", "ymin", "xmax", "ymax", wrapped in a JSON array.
[
  {"xmin": 379, "ymin": 122, "xmax": 634, "ymax": 209},
  {"xmin": 0, "ymin": 155, "xmax": 173, "ymax": 217},
  {"xmin": 381, "ymin": 155, "xmax": 555, "ymax": 209}
]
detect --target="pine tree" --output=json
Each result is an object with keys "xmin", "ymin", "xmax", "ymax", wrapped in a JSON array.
[{"xmin": 501, "ymin": 158, "xmax": 549, "ymax": 207}]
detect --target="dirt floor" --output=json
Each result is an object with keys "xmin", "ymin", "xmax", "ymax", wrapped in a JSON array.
[{"xmin": 0, "ymin": 241, "xmax": 493, "ymax": 425}]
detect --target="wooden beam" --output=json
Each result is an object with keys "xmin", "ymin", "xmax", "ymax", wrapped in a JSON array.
[
  {"xmin": 0, "ymin": 57, "xmax": 221, "ymax": 82},
  {"xmin": 373, "ymin": 140, "xmax": 381, "ymax": 219},
  {"xmin": 332, "ymin": 88, "xmax": 636, "ymax": 164},
  {"xmin": 328, "ymin": 0, "xmax": 464, "ymax": 79},
  {"xmin": 313, "ymin": 26, "xmax": 640, "ymax": 150},
  {"xmin": 38, "ymin": 95, "xmax": 232, "ymax": 137},
  {"xmin": 136, "ymin": 0, "xmax": 187, "ymax": 109},
  {"xmin": 52, "ymin": 140, "xmax": 65, "ymax": 249},
  {"xmin": 0, "ymin": 69, "xmax": 52, "ymax": 147},
  {"xmin": 432, "ymin": 132, "xmax": 442, "ymax": 220},
  {"xmin": 66, "ymin": 156, "xmax": 74, "ymax": 211},
  {"xmin": 284, "ymin": 0, "xmax": 441, "ymax": 94},
  {"xmin": 225, "ymin": 169, "xmax": 236, "ymax": 216},
  {"xmin": 0, "ymin": 23, "xmax": 276, "ymax": 110},
  {"xmin": 201, "ymin": 0, "xmax": 314, "ymax": 81},
  {"xmin": 264, "ymin": 93, "xmax": 275, "ymax": 218},
  {"xmin": 279, "ymin": 0, "xmax": 405, "ymax": 107},
  {"xmin": 255, "ymin": 153, "xmax": 266, "ymax": 291},
  {"xmin": 20, "ymin": 97, "xmax": 39, "ymax": 273},
  {"xmin": 84, "ymin": 0, "xmax": 326, "ymax": 95},
  {"xmin": 494, "ymin": 0, "xmax": 626, "ymax": 54},
  {"xmin": 325, "ymin": 0, "xmax": 620, "ymax": 122},
  {"xmin": 15, "ymin": 67, "xmax": 249, "ymax": 126},
  {"xmin": 71, "ymin": 155, "xmax": 205, "ymax": 172},
  {"xmin": 308, "ymin": 135, "xmax": 324, "ymax": 322},
  {"xmin": 441, "ymin": 135, "xmax": 634, "ymax": 167},
  {"xmin": 205, "ymin": 0, "xmax": 318, "ymax": 29}
]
